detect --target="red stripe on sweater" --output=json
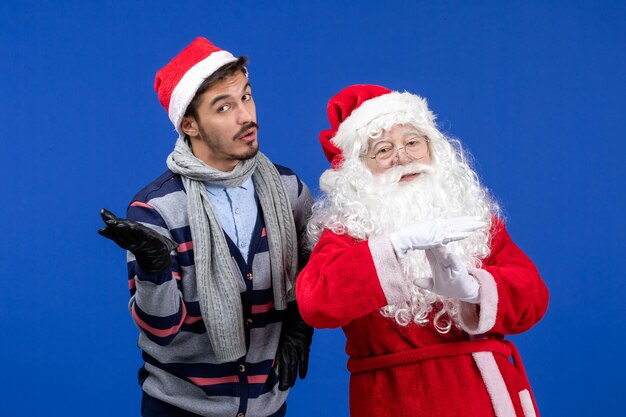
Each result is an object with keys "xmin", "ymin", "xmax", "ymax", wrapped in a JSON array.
[
  {"xmin": 130, "ymin": 201, "xmax": 154, "ymax": 209},
  {"xmin": 177, "ymin": 241, "xmax": 193, "ymax": 252},
  {"xmin": 132, "ymin": 302, "xmax": 187, "ymax": 338},
  {"xmin": 252, "ymin": 301, "xmax": 275, "ymax": 314},
  {"xmin": 188, "ymin": 375, "xmax": 239, "ymax": 386},
  {"xmin": 247, "ymin": 375, "xmax": 268, "ymax": 384},
  {"xmin": 184, "ymin": 315, "xmax": 203, "ymax": 324}
]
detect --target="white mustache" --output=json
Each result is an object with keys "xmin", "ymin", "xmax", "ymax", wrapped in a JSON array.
[{"xmin": 378, "ymin": 162, "xmax": 434, "ymax": 184}]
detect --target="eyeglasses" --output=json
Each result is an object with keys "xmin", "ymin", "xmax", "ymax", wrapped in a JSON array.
[{"xmin": 367, "ymin": 137, "xmax": 430, "ymax": 169}]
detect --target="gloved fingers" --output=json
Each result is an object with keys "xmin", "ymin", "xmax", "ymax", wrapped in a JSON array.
[
  {"xmin": 100, "ymin": 209, "xmax": 174, "ymax": 251},
  {"xmin": 287, "ymin": 346, "xmax": 298, "ymax": 387},
  {"xmin": 427, "ymin": 245, "xmax": 451, "ymax": 263},
  {"xmin": 100, "ymin": 208, "xmax": 119, "ymax": 225},
  {"xmin": 430, "ymin": 245, "xmax": 466, "ymax": 270},
  {"xmin": 128, "ymin": 221, "xmax": 178, "ymax": 252},
  {"xmin": 277, "ymin": 346, "xmax": 297, "ymax": 390},
  {"xmin": 277, "ymin": 379, "xmax": 289, "ymax": 391},
  {"xmin": 99, "ymin": 208, "xmax": 126, "ymax": 242},
  {"xmin": 426, "ymin": 247, "xmax": 478, "ymax": 300},
  {"xmin": 425, "ymin": 249, "xmax": 451, "ymax": 296},
  {"xmin": 98, "ymin": 225, "xmax": 134, "ymax": 249},
  {"xmin": 440, "ymin": 230, "xmax": 475, "ymax": 245},
  {"xmin": 427, "ymin": 247, "xmax": 468, "ymax": 278},
  {"xmin": 425, "ymin": 245, "xmax": 445, "ymax": 264},
  {"xmin": 277, "ymin": 350, "xmax": 290, "ymax": 391},
  {"xmin": 443, "ymin": 216, "xmax": 487, "ymax": 232},
  {"xmin": 441, "ymin": 217, "xmax": 486, "ymax": 243},
  {"xmin": 99, "ymin": 208, "xmax": 144, "ymax": 245},
  {"xmin": 298, "ymin": 349, "xmax": 309, "ymax": 379},
  {"xmin": 98, "ymin": 218, "xmax": 139, "ymax": 249},
  {"xmin": 163, "ymin": 235, "xmax": 179, "ymax": 253},
  {"xmin": 111, "ymin": 220, "xmax": 144, "ymax": 248},
  {"xmin": 127, "ymin": 220, "xmax": 157, "ymax": 240},
  {"xmin": 415, "ymin": 276, "xmax": 434, "ymax": 291},
  {"xmin": 445, "ymin": 252, "xmax": 465, "ymax": 274},
  {"xmin": 393, "ymin": 217, "xmax": 486, "ymax": 252},
  {"xmin": 98, "ymin": 225, "xmax": 115, "ymax": 240}
]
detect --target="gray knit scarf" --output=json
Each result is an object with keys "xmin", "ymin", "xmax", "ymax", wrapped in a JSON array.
[{"xmin": 167, "ymin": 136, "xmax": 297, "ymax": 363}]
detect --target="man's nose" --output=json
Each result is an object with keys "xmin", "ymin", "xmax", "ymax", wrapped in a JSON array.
[{"xmin": 237, "ymin": 105, "xmax": 253, "ymax": 124}]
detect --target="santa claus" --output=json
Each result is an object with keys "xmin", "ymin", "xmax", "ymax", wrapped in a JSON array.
[{"xmin": 296, "ymin": 84, "xmax": 549, "ymax": 417}]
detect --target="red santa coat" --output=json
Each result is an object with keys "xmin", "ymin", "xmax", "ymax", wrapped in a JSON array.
[{"xmin": 297, "ymin": 220, "xmax": 549, "ymax": 417}]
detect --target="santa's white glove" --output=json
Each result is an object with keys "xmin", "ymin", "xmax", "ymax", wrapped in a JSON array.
[
  {"xmin": 388, "ymin": 217, "xmax": 486, "ymax": 256},
  {"xmin": 421, "ymin": 245, "xmax": 480, "ymax": 303}
]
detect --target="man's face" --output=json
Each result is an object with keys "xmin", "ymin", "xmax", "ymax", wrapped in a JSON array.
[
  {"xmin": 181, "ymin": 71, "xmax": 259, "ymax": 171},
  {"xmin": 364, "ymin": 124, "xmax": 431, "ymax": 181}
]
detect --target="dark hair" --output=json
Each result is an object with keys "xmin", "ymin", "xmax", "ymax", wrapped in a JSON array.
[{"xmin": 184, "ymin": 56, "xmax": 249, "ymax": 119}]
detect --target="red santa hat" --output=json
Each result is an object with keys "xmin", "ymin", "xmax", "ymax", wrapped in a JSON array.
[
  {"xmin": 154, "ymin": 37, "xmax": 238, "ymax": 135},
  {"xmin": 320, "ymin": 84, "xmax": 436, "ymax": 169}
]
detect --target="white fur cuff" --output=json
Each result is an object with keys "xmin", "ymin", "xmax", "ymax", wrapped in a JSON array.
[{"xmin": 368, "ymin": 234, "xmax": 411, "ymax": 305}]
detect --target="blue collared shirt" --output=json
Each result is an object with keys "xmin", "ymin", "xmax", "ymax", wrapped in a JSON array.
[{"xmin": 204, "ymin": 177, "xmax": 257, "ymax": 260}]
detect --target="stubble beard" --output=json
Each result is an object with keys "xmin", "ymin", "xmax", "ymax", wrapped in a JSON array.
[{"xmin": 198, "ymin": 123, "xmax": 260, "ymax": 163}]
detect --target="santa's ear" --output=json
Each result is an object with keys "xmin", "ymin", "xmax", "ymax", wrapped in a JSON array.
[{"xmin": 181, "ymin": 115, "xmax": 199, "ymax": 137}]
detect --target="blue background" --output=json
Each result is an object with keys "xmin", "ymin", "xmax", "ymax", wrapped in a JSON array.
[{"xmin": 1, "ymin": 1, "xmax": 624, "ymax": 415}]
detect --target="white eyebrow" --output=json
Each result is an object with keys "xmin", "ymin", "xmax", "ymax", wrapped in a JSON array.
[
  {"xmin": 401, "ymin": 129, "xmax": 422, "ymax": 137},
  {"xmin": 373, "ymin": 130, "xmax": 422, "ymax": 143}
]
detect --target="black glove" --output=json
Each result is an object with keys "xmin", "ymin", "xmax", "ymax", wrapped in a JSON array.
[
  {"xmin": 277, "ymin": 301, "xmax": 314, "ymax": 391},
  {"xmin": 98, "ymin": 208, "xmax": 178, "ymax": 273}
]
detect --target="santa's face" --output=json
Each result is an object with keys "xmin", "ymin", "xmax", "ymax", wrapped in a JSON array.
[{"xmin": 364, "ymin": 124, "xmax": 431, "ymax": 180}]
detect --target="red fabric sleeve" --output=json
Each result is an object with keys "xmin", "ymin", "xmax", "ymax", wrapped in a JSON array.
[
  {"xmin": 296, "ymin": 231, "xmax": 392, "ymax": 329},
  {"xmin": 480, "ymin": 219, "xmax": 549, "ymax": 335}
]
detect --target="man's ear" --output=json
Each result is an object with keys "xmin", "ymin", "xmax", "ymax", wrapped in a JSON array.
[{"xmin": 181, "ymin": 115, "xmax": 199, "ymax": 138}]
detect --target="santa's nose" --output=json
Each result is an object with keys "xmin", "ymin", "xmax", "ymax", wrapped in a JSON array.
[{"xmin": 394, "ymin": 148, "xmax": 413, "ymax": 165}]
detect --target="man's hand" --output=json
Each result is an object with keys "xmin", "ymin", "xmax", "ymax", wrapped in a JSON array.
[
  {"xmin": 388, "ymin": 216, "xmax": 486, "ymax": 256},
  {"xmin": 277, "ymin": 301, "xmax": 314, "ymax": 391},
  {"xmin": 421, "ymin": 245, "xmax": 480, "ymax": 303},
  {"xmin": 98, "ymin": 208, "xmax": 178, "ymax": 273}
]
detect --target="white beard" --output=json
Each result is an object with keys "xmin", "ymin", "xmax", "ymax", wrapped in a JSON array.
[{"xmin": 308, "ymin": 156, "xmax": 495, "ymax": 332}]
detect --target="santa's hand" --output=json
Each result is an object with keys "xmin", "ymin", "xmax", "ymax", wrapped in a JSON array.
[
  {"xmin": 98, "ymin": 208, "xmax": 178, "ymax": 273},
  {"xmin": 421, "ymin": 245, "xmax": 480, "ymax": 303},
  {"xmin": 388, "ymin": 217, "xmax": 486, "ymax": 256}
]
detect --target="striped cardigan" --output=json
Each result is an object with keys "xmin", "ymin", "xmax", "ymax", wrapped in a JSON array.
[{"xmin": 125, "ymin": 164, "xmax": 313, "ymax": 417}]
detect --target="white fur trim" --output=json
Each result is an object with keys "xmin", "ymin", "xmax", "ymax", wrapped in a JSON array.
[
  {"xmin": 458, "ymin": 268, "xmax": 498, "ymax": 334},
  {"xmin": 168, "ymin": 50, "xmax": 237, "ymax": 134},
  {"xmin": 472, "ymin": 351, "xmax": 516, "ymax": 417},
  {"xmin": 332, "ymin": 91, "xmax": 435, "ymax": 156},
  {"xmin": 368, "ymin": 234, "xmax": 410, "ymax": 305},
  {"xmin": 519, "ymin": 389, "xmax": 537, "ymax": 417}
]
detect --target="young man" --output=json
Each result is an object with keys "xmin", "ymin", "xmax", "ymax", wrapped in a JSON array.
[
  {"xmin": 99, "ymin": 37, "xmax": 313, "ymax": 417},
  {"xmin": 297, "ymin": 84, "xmax": 549, "ymax": 416}
]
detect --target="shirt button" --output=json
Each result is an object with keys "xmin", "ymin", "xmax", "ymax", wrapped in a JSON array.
[
  {"xmin": 239, "ymin": 364, "xmax": 246, "ymax": 373},
  {"xmin": 235, "ymin": 208, "xmax": 240, "ymax": 214},
  {"xmin": 246, "ymin": 273, "xmax": 253, "ymax": 280},
  {"xmin": 239, "ymin": 241, "xmax": 246, "ymax": 247}
]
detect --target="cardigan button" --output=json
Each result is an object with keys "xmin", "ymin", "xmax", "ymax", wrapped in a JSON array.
[
  {"xmin": 246, "ymin": 273, "xmax": 253, "ymax": 280},
  {"xmin": 245, "ymin": 318, "xmax": 253, "ymax": 326},
  {"xmin": 237, "ymin": 413, "xmax": 245, "ymax": 417},
  {"xmin": 239, "ymin": 364, "xmax": 246, "ymax": 373}
]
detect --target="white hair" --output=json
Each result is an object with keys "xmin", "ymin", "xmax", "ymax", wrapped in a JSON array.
[{"xmin": 307, "ymin": 111, "xmax": 500, "ymax": 333}]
